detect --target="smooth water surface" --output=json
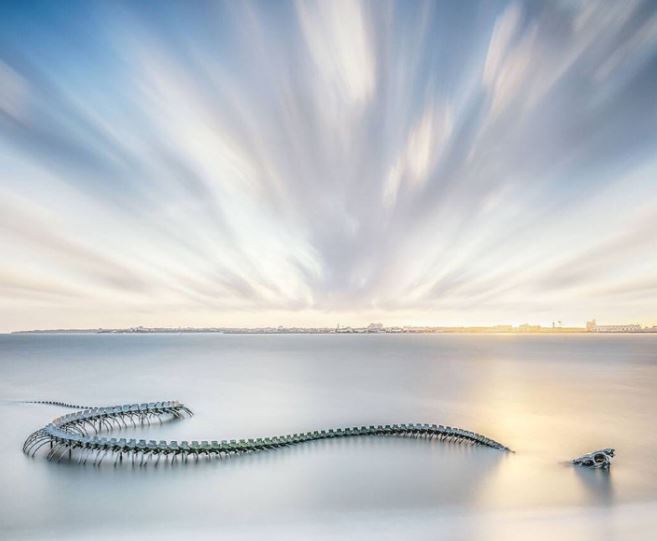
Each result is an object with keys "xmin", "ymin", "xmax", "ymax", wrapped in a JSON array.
[{"xmin": 1, "ymin": 334, "xmax": 656, "ymax": 539}]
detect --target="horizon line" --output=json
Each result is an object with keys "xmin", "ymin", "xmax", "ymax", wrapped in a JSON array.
[{"xmin": 9, "ymin": 321, "xmax": 657, "ymax": 335}]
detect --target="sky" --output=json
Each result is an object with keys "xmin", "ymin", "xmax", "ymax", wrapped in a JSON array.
[{"xmin": 1, "ymin": 0, "xmax": 656, "ymax": 332}]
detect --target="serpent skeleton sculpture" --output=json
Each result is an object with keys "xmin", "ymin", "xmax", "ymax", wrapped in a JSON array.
[
  {"xmin": 22, "ymin": 400, "xmax": 514, "ymax": 466},
  {"xmin": 21, "ymin": 401, "xmax": 612, "ymax": 468}
]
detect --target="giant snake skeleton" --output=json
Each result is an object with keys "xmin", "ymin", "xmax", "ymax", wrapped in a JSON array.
[{"xmin": 20, "ymin": 400, "xmax": 613, "ymax": 468}]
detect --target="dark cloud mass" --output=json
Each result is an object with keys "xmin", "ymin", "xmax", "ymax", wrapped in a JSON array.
[{"xmin": 1, "ymin": 0, "xmax": 656, "ymax": 330}]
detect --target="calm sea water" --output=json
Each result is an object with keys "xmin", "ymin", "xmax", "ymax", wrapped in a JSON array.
[{"xmin": 1, "ymin": 333, "xmax": 656, "ymax": 540}]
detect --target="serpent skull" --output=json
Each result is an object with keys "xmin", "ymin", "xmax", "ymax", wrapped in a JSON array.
[{"xmin": 572, "ymin": 448, "xmax": 615, "ymax": 469}]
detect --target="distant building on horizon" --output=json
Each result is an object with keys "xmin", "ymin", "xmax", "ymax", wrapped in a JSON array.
[{"xmin": 587, "ymin": 319, "xmax": 643, "ymax": 333}]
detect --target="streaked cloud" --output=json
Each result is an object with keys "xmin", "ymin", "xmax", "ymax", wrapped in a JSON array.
[
  {"xmin": 0, "ymin": 0, "xmax": 656, "ymax": 331},
  {"xmin": 384, "ymin": 101, "xmax": 453, "ymax": 207},
  {"xmin": 297, "ymin": 0, "xmax": 376, "ymax": 106}
]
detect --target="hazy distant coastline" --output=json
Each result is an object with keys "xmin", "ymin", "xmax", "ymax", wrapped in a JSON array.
[{"xmin": 12, "ymin": 321, "xmax": 657, "ymax": 335}]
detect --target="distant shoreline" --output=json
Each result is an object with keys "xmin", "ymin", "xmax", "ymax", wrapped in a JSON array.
[{"xmin": 9, "ymin": 326, "xmax": 657, "ymax": 335}]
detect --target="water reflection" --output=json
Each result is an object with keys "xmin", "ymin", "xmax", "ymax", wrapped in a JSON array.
[{"xmin": 573, "ymin": 467, "xmax": 614, "ymax": 505}]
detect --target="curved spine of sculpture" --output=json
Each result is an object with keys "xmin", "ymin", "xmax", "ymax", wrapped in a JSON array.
[{"xmin": 22, "ymin": 401, "xmax": 512, "ymax": 466}]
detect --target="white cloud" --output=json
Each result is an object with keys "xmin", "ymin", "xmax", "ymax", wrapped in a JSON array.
[
  {"xmin": 482, "ymin": 4, "xmax": 540, "ymax": 118},
  {"xmin": 384, "ymin": 102, "xmax": 453, "ymax": 207},
  {"xmin": 296, "ymin": 0, "xmax": 376, "ymax": 107},
  {"xmin": 0, "ymin": 61, "xmax": 28, "ymax": 119}
]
